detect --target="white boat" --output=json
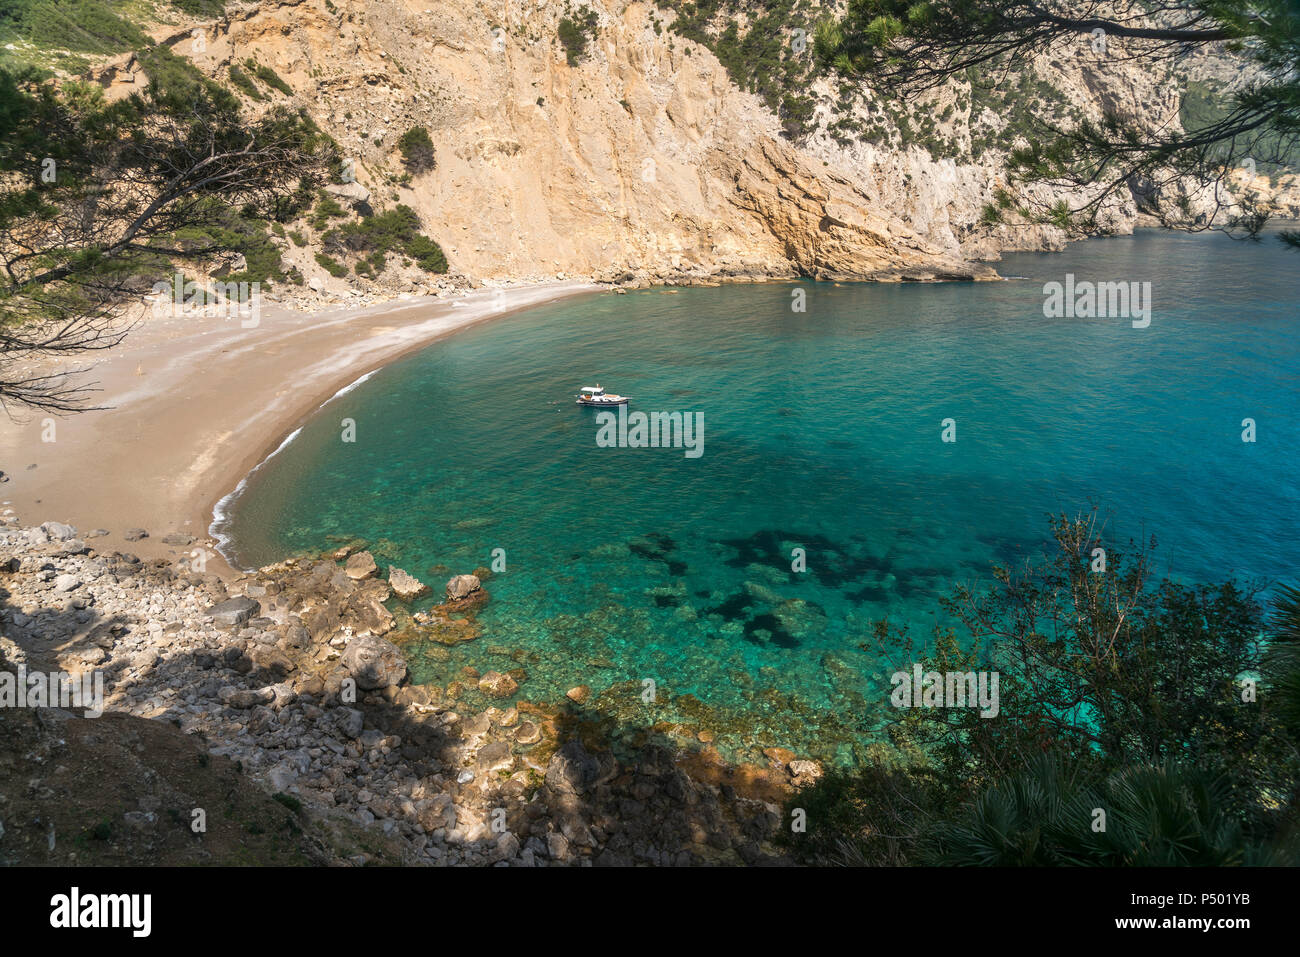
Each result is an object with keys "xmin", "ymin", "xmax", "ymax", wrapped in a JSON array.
[{"xmin": 576, "ymin": 384, "xmax": 629, "ymax": 407}]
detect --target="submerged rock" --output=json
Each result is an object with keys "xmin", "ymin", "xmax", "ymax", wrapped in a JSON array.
[
  {"xmin": 478, "ymin": 671, "xmax": 518, "ymax": 697},
  {"xmin": 788, "ymin": 759, "xmax": 824, "ymax": 783},
  {"xmin": 763, "ymin": 746, "xmax": 797, "ymax": 768},
  {"xmin": 388, "ymin": 567, "xmax": 430, "ymax": 600}
]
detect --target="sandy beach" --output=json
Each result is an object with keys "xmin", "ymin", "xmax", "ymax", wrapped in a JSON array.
[{"xmin": 0, "ymin": 281, "xmax": 600, "ymax": 574}]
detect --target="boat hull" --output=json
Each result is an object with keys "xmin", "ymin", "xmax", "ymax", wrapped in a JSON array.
[{"xmin": 576, "ymin": 397, "xmax": 628, "ymax": 407}]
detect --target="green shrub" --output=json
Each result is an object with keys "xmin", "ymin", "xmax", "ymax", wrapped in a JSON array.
[
  {"xmin": 135, "ymin": 44, "xmax": 240, "ymax": 116},
  {"xmin": 170, "ymin": 0, "xmax": 227, "ymax": 14},
  {"xmin": 661, "ymin": 0, "xmax": 823, "ymax": 139},
  {"xmin": 405, "ymin": 233, "xmax": 448, "ymax": 273},
  {"xmin": 165, "ymin": 201, "xmax": 286, "ymax": 286},
  {"xmin": 0, "ymin": 0, "xmax": 147, "ymax": 54},
  {"xmin": 228, "ymin": 64, "xmax": 263, "ymax": 100},
  {"xmin": 924, "ymin": 757, "xmax": 1284, "ymax": 866},
  {"xmin": 396, "ymin": 125, "xmax": 435, "ymax": 174},
  {"xmin": 558, "ymin": 6, "xmax": 599, "ymax": 66},
  {"xmin": 246, "ymin": 58, "xmax": 293, "ymax": 96},
  {"xmin": 311, "ymin": 191, "xmax": 347, "ymax": 230},
  {"xmin": 314, "ymin": 252, "xmax": 347, "ymax": 277}
]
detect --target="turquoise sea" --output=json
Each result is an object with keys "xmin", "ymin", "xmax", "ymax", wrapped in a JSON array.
[{"xmin": 220, "ymin": 230, "xmax": 1300, "ymax": 765}]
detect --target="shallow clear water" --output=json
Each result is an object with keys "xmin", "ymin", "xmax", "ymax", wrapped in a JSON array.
[{"xmin": 222, "ymin": 230, "xmax": 1300, "ymax": 765}]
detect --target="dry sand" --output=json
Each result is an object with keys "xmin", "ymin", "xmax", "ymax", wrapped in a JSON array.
[{"xmin": 0, "ymin": 282, "xmax": 599, "ymax": 574}]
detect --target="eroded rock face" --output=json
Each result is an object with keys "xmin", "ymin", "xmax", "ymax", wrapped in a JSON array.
[
  {"xmin": 120, "ymin": 0, "xmax": 1010, "ymax": 290},
  {"xmin": 345, "ymin": 578, "xmax": 395, "ymax": 637},
  {"xmin": 341, "ymin": 634, "xmax": 407, "ymax": 690},
  {"xmin": 79, "ymin": 0, "xmax": 1264, "ymax": 307},
  {"xmin": 388, "ymin": 567, "xmax": 430, "ymax": 601}
]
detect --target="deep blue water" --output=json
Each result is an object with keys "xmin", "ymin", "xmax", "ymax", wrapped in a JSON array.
[{"xmin": 221, "ymin": 230, "xmax": 1300, "ymax": 764}]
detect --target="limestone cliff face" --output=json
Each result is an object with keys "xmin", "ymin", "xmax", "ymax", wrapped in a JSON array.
[
  {"xmin": 98, "ymin": 0, "xmax": 993, "ymax": 287},
  {"xmin": 92, "ymin": 0, "xmax": 1279, "ymax": 291}
]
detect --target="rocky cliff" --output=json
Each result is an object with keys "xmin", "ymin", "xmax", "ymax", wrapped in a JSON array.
[{"xmin": 80, "ymin": 0, "xmax": 1293, "ymax": 294}]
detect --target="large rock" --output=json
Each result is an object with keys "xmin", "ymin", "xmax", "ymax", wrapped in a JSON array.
[
  {"xmin": 207, "ymin": 596, "xmax": 260, "ymax": 629},
  {"xmin": 477, "ymin": 740, "xmax": 514, "ymax": 773},
  {"xmin": 388, "ymin": 567, "xmax": 430, "ymax": 601},
  {"xmin": 325, "ymin": 181, "xmax": 371, "ymax": 208},
  {"xmin": 345, "ymin": 550, "xmax": 378, "ymax": 580},
  {"xmin": 223, "ymin": 686, "xmax": 275, "ymax": 709},
  {"xmin": 334, "ymin": 707, "xmax": 365, "ymax": 738},
  {"xmin": 41, "ymin": 521, "xmax": 78, "ymax": 541},
  {"xmin": 445, "ymin": 574, "xmax": 482, "ymax": 601},
  {"xmin": 20, "ymin": 527, "xmax": 49, "ymax": 545},
  {"xmin": 344, "ymin": 578, "xmax": 395, "ymax": 636},
  {"xmin": 341, "ymin": 634, "xmax": 407, "ymax": 690},
  {"xmin": 545, "ymin": 739, "xmax": 600, "ymax": 796}
]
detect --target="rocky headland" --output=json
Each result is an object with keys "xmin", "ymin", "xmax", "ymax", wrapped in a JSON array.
[{"xmin": 0, "ymin": 519, "xmax": 823, "ymax": 865}]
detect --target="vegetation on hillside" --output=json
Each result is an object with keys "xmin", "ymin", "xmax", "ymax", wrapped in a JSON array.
[
  {"xmin": 1181, "ymin": 78, "xmax": 1300, "ymax": 179},
  {"xmin": 659, "ymin": 0, "xmax": 1079, "ymax": 154},
  {"xmin": 783, "ymin": 511, "xmax": 1300, "ymax": 865},
  {"xmin": 246, "ymin": 57, "xmax": 293, "ymax": 96},
  {"xmin": 397, "ymin": 126, "xmax": 436, "ymax": 175},
  {"xmin": 813, "ymin": 0, "xmax": 1300, "ymax": 245},
  {"xmin": 320, "ymin": 204, "xmax": 449, "ymax": 277},
  {"xmin": 667, "ymin": 0, "xmax": 820, "ymax": 138},
  {"xmin": 0, "ymin": 0, "xmax": 459, "ymax": 414},
  {"xmin": 0, "ymin": 0, "xmax": 227, "ymax": 73},
  {"xmin": 558, "ymin": 5, "xmax": 600, "ymax": 67},
  {"xmin": 0, "ymin": 0, "xmax": 147, "ymax": 55},
  {"xmin": 0, "ymin": 43, "xmax": 335, "ymax": 411}
]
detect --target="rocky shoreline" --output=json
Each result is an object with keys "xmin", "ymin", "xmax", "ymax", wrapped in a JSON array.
[{"xmin": 0, "ymin": 521, "xmax": 824, "ymax": 866}]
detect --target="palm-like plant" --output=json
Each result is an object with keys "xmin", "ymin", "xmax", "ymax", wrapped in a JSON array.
[
  {"xmin": 923, "ymin": 756, "xmax": 1267, "ymax": 866},
  {"xmin": 1263, "ymin": 584, "xmax": 1300, "ymax": 742}
]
